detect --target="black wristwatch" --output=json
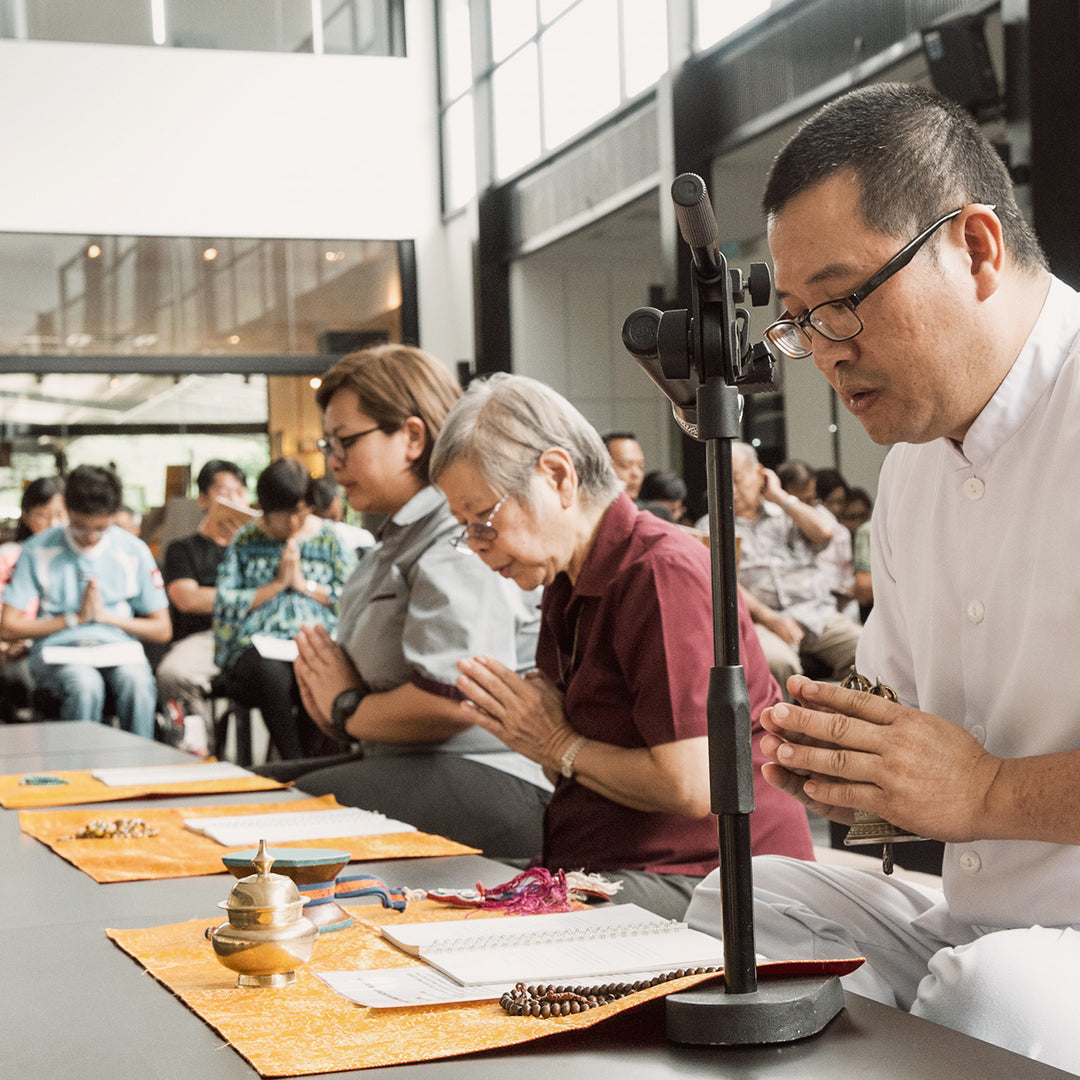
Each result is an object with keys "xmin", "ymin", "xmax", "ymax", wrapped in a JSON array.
[{"xmin": 330, "ymin": 688, "xmax": 365, "ymax": 740}]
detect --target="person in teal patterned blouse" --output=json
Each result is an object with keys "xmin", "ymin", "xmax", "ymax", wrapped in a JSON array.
[{"xmin": 213, "ymin": 458, "xmax": 356, "ymax": 758}]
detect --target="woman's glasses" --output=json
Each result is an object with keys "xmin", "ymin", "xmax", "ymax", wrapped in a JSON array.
[
  {"xmin": 449, "ymin": 492, "xmax": 510, "ymax": 552},
  {"xmin": 317, "ymin": 425, "xmax": 383, "ymax": 461}
]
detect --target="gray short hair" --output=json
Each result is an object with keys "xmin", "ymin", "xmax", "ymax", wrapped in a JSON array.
[
  {"xmin": 430, "ymin": 373, "xmax": 621, "ymax": 508},
  {"xmin": 731, "ymin": 441, "xmax": 758, "ymax": 469}
]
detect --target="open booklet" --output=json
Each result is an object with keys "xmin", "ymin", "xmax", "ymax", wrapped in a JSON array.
[
  {"xmin": 209, "ymin": 495, "xmax": 261, "ymax": 530},
  {"xmin": 380, "ymin": 903, "xmax": 725, "ymax": 987},
  {"xmin": 183, "ymin": 806, "xmax": 416, "ymax": 847}
]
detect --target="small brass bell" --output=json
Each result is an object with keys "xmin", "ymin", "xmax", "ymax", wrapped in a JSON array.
[
  {"xmin": 206, "ymin": 839, "xmax": 319, "ymax": 987},
  {"xmin": 839, "ymin": 669, "xmax": 926, "ymax": 874}
]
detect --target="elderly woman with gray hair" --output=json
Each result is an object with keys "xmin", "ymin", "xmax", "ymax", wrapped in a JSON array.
[{"xmin": 431, "ymin": 374, "xmax": 813, "ymax": 920}]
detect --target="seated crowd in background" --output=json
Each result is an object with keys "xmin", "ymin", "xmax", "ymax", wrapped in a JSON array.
[
  {"xmin": 155, "ymin": 459, "xmax": 250, "ymax": 740},
  {"xmin": 0, "ymin": 475, "xmax": 67, "ymax": 721},
  {"xmin": 729, "ymin": 441, "xmax": 861, "ymax": 689},
  {"xmin": 637, "ymin": 468, "xmax": 694, "ymax": 527},
  {"xmin": 0, "ymin": 464, "xmax": 170, "ymax": 737},
  {"xmin": 777, "ymin": 459, "xmax": 858, "ymax": 622},
  {"xmin": 601, "ymin": 430, "xmax": 645, "ymax": 502},
  {"xmin": 213, "ymin": 458, "xmax": 357, "ymax": 760}
]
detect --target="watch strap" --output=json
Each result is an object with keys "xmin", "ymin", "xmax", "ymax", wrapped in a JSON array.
[{"xmin": 330, "ymin": 687, "xmax": 364, "ymax": 740}]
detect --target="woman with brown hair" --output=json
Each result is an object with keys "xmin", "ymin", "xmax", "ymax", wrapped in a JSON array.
[{"xmin": 291, "ymin": 345, "xmax": 548, "ymax": 858}]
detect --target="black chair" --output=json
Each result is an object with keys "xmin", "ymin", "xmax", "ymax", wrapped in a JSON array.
[{"xmin": 208, "ymin": 672, "xmax": 254, "ymax": 767}]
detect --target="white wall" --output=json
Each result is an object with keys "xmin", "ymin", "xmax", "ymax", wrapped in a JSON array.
[
  {"xmin": 510, "ymin": 230, "xmax": 679, "ymax": 475},
  {"xmin": 0, "ymin": 0, "xmax": 469, "ymax": 362}
]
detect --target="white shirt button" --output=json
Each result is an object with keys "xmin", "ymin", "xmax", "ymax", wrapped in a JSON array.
[
  {"xmin": 963, "ymin": 477, "xmax": 985, "ymax": 500},
  {"xmin": 967, "ymin": 600, "xmax": 985, "ymax": 623},
  {"xmin": 959, "ymin": 850, "xmax": 982, "ymax": 873},
  {"xmin": 970, "ymin": 724, "xmax": 986, "ymax": 745}
]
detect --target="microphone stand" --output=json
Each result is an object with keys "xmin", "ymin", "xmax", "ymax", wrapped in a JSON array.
[{"xmin": 622, "ymin": 174, "xmax": 843, "ymax": 1045}]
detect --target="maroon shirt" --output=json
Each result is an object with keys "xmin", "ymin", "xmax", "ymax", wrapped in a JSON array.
[{"xmin": 538, "ymin": 494, "xmax": 813, "ymax": 876}]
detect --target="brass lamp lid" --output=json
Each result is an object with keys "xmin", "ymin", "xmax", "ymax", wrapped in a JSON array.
[{"xmin": 219, "ymin": 839, "xmax": 306, "ymax": 919}]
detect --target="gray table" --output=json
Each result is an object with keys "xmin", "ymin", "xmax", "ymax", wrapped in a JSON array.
[{"xmin": 1, "ymin": 722, "xmax": 1072, "ymax": 1079}]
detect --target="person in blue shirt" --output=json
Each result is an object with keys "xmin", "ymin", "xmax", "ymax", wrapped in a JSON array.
[{"xmin": 0, "ymin": 464, "xmax": 170, "ymax": 738}]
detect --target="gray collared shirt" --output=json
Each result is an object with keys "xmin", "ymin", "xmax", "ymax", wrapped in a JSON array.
[
  {"xmin": 735, "ymin": 501, "xmax": 835, "ymax": 636},
  {"xmin": 335, "ymin": 485, "xmax": 542, "ymax": 758}
]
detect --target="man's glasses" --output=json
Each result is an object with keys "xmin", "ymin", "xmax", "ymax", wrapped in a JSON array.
[
  {"xmin": 449, "ymin": 492, "xmax": 510, "ymax": 553},
  {"xmin": 764, "ymin": 206, "xmax": 978, "ymax": 360},
  {"xmin": 318, "ymin": 425, "xmax": 383, "ymax": 461}
]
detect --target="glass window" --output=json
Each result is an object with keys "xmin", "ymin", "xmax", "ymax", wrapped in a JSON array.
[
  {"xmin": 696, "ymin": 0, "xmax": 771, "ymax": 51},
  {"xmin": 491, "ymin": 42, "xmax": 541, "ymax": 179},
  {"xmin": 0, "ymin": 231, "xmax": 402, "ymax": 356},
  {"xmin": 622, "ymin": 0, "xmax": 667, "ymax": 97},
  {"xmin": 540, "ymin": 0, "xmax": 619, "ymax": 151},
  {"xmin": 162, "ymin": 0, "xmax": 313, "ymax": 53},
  {"xmin": 443, "ymin": 94, "xmax": 477, "ymax": 210},
  {"xmin": 4, "ymin": 0, "xmax": 399, "ymax": 55},
  {"xmin": 489, "ymin": 0, "xmax": 536, "ymax": 63},
  {"xmin": 439, "ymin": 0, "xmax": 472, "ymax": 100},
  {"xmin": 539, "ymin": 0, "xmax": 575, "ymax": 24},
  {"xmin": 25, "ymin": 0, "xmax": 152, "ymax": 46}
]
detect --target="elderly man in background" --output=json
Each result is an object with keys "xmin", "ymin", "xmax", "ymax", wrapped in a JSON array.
[
  {"xmin": 601, "ymin": 431, "xmax": 645, "ymax": 502},
  {"xmin": 732, "ymin": 441, "xmax": 859, "ymax": 687}
]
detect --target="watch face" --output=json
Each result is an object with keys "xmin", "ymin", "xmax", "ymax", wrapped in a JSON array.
[{"xmin": 332, "ymin": 689, "xmax": 362, "ymax": 728}]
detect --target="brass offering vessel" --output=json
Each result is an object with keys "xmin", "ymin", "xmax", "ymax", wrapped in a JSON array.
[
  {"xmin": 839, "ymin": 669, "xmax": 927, "ymax": 874},
  {"xmin": 206, "ymin": 838, "xmax": 318, "ymax": 987}
]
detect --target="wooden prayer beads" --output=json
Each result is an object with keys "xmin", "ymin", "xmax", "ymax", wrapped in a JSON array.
[{"xmin": 499, "ymin": 967, "xmax": 721, "ymax": 1018}]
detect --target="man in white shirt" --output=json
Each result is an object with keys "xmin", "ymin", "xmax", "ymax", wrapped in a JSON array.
[{"xmin": 687, "ymin": 82, "xmax": 1080, "ymax": 1074}]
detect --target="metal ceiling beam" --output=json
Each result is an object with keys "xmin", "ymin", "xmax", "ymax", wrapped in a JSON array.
[{"xmin": 0, "ymin": 354, "xmax": 333, "ymax": 376}]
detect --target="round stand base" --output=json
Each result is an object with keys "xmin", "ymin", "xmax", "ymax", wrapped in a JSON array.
[
  {"xmin": 666, "ymin": 975, "xmax": 844, "ymax": 1046},
  {"xmin": 237, "ymin": 970, "xmax": 297, "ymax": 989}
]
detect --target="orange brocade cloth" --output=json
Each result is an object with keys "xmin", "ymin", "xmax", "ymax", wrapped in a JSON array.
[
  {"xmin": 106, "ymin": 900, "xmax": 864, "ymax": 1076},
  {"xmin": 0, "ymin": 762, "xmax": 287, "ymax": 808},
  {"xmin": 19, "ymin": 795, "xmax": 480, "ymax": 882}
]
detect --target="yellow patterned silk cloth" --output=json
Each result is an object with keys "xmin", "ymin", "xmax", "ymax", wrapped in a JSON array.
[
  {"xmin": 0, "ymin": 762, "xmax": 286, "ymax": 808},
  {"xmin": 107, "ymin": 901, "xmax": 864, "ymax": 1076},
  {"xmin": 19, "ymin": 795, "xmax": 480, "ymax": 882}
]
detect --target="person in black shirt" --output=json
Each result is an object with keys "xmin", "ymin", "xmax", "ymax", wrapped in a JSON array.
[{"xmin": 155, "ymin": 460, "xmax": 249, "ymax": 732}]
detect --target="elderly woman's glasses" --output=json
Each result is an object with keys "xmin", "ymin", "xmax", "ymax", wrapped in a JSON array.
[
  {"xmin": 763, "ymin": 206, "xmax": 973, "ymax": 360},
  {"xmin": 449, "ymin": 492, "xmax": 510, "ymax": 553},
  {"xmin": 318, "ymin": 425, "xmax": 383, "ymax": 461}
]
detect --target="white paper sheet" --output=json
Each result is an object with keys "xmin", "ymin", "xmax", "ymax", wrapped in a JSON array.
[
  {"xmin": 314, "ymin": 966, "xmax": 511, "ymax": 1007},
  {"xmin": 182, "ymin": 807, "xmax": 417, "ymax": 847},
  {"xmin": 90, "ymin": 762, "xmax": 253, "ymax": 787},
  {"xmin": 40, "ymin": 640, "xmax": 146, "ymax": 667},
  {"xmin": 250, "ymin": 633, "xmax": 299, "ymax": 662},
  {"xmin": 315, "ymin": 962, "xmax": 717, "ymax": 1008}
]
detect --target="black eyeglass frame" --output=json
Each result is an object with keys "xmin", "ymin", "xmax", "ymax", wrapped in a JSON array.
[
  {"xmin": 763, "ymin": 206, "xmax": 984, "ymax": 360},
  {"xmin": 317, "ymin": 425, "xmax": 385, "ymax": 461}
]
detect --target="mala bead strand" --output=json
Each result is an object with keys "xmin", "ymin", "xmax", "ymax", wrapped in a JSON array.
[{"xmin": 499, "ymin": 967, "xmax": 721, "ymax": 1018}]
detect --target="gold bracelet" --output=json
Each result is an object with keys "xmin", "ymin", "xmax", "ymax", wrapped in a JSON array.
[{"xmin": 558, "ymin": 734, "xmax": 590, "ymax": 779}]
